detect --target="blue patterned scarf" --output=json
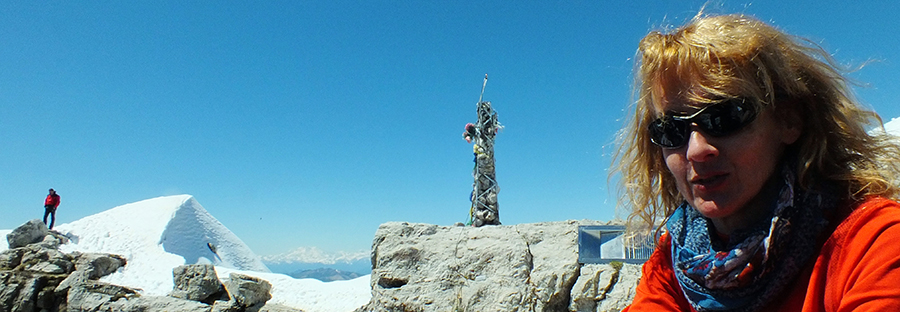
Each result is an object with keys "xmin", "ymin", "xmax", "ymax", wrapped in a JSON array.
[{"xmin": 667, "ymin": 167, "xmax": 835, "ymax": 312}]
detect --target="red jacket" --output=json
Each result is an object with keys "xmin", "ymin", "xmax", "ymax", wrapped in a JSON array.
[
  {"xmin": 623, "ymin": 197, "xmax": 900, "ymax": 312},
  {"xmin": 45, "ymin": 194, "xmax": 60, "ymax": 208}
]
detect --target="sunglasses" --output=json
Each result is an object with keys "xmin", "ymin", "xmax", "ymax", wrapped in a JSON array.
[{"xmin": 648, "ymin": 98, "xmax": 758, "ymax": 149}]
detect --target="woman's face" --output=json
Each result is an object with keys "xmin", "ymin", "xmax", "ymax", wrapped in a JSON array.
[{"xmin": 654, "ymin": 91, "xmax": 801, "ymax": 233}]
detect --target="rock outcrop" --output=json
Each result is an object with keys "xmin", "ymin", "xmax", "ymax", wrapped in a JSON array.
[
  {"xmin": 0, "ymin": 220, "xmax": 297, "ymax": 312},
  {"xmin": 6, "ymin": 219, "xmax": 50, "ymax": 249},
  {"xmin": 171, "ymin": 264, "xmax": 228, "ymax": 304},
  {"xmin": 355, "ymin": 220, "xmax": 641, "ymax": 312},
  {"xmin": 218, "ymin": 273, "xmax": 273, "ymax": 311}
]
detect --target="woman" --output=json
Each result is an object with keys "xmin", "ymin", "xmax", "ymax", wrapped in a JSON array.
[{"xmin": 614, "ymin": 13, "xmax": 900, "ymax": 312}]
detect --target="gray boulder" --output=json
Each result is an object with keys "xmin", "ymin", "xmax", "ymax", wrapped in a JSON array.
[
  {"xmin": 356, "ymin": 220, "xmax": 642, "ymax": 312},
  {"xmin": 6, "ymin": 219, "xmax": 49, "ymax": 249},
  {"xmin": 221, "ymin": 273, "xmax": 273, "ymax": 310},
  {"xmin": 171, "ymin": 264, "xmax": 227, "ymax": 304}
]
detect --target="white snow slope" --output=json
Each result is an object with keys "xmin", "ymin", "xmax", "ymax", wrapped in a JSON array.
[{"xmin": 1, "ymin": 195, "xmax": 370, "ymax": 312}]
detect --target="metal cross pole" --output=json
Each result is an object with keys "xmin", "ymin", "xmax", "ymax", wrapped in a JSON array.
[{"xmin": 466, "ymin": 74, "xmax": 501, "ymax": 227}]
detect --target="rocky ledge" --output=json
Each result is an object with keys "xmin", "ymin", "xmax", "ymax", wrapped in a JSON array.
[
  {"xmin": 356, "ymin": 220, "xmax": 642, "ymax": 312},
  {"xmin": 1, "ymin": 219, "xmax": 300, "ymax": 312}
]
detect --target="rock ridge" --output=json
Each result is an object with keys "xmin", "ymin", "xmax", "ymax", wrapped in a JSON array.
[{"xmin": 356, "ymin": 220, "xmax": 641, "ymax": 312}]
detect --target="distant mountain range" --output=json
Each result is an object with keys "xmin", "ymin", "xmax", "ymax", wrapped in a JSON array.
[
  {"xmin": 261, "ymin": 246, "xmax": 368, "ymax": 264},
  {"xmin": 287, "ymin": 268, "xmax": 363, "ymax": 282},
  {"xmin": 261, "ymin": 246, "xmax": 371, "ymax": 275}
]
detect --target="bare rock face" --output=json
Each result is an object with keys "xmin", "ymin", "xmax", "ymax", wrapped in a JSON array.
[
  {"xmin": 570, "ymin": 263, "xmax": 642, "ymax": 312},
  {"xmin": 0, "ymin": 270, "xmax": 68, "ymax": 312},
  {"xmin": 0, "ymin": 248, "xmax": 25, "ymax": 269},
  {"xmin": 356, "ymin": 220, "xmax": 642, "ymax": 312}
]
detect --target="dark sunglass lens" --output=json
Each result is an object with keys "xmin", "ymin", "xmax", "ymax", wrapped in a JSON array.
[
  {"xmin": 698, "ymin": 99, "xmax": 756, "ymax": 136},
  {"xmin": 649, "ymin": 117, "xmax": 689, "ymax": 148}
]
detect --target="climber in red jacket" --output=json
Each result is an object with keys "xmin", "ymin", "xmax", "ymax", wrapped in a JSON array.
[{"xmin": 43, "ymin": 188, "xmax": 60, "ymax": 230}]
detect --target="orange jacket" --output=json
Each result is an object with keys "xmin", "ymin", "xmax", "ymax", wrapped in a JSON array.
[{"xmin": 623, "ymin": 197, "xmax": 900, "ymax": 312}]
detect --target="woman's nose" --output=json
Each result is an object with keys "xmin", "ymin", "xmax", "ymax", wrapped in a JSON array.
[{"xmin": 685, "ymin": 129, "xmax": 719, "ymax": 162}]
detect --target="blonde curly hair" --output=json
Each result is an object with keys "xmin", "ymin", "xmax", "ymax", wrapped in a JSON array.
[{"xmin": 612, "ymin": 13, "xmax": 900, "ymax": 232}]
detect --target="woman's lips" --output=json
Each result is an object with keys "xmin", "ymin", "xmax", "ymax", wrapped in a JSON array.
[{"xmin": 691, "ymin": 173, "xmax": 728, "ymax": 192}]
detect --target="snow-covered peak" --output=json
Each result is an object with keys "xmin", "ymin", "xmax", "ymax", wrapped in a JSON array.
[{"xmin": 54, "ymin": 195, "xmax": 268, "ymax": 295}]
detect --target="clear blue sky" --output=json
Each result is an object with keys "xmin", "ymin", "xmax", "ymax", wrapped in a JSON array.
[{"xmin": 2, "ymin": 1, "xmax": 898, "ymax": 256}]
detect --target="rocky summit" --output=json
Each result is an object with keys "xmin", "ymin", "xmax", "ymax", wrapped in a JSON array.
[
  {"xmin": 356, "ymin": 220, "xmax": 642, "ymax": 312},
  {"xmin": 1, "ymin": 219, "xmax": 298, "ymax": 312}
]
